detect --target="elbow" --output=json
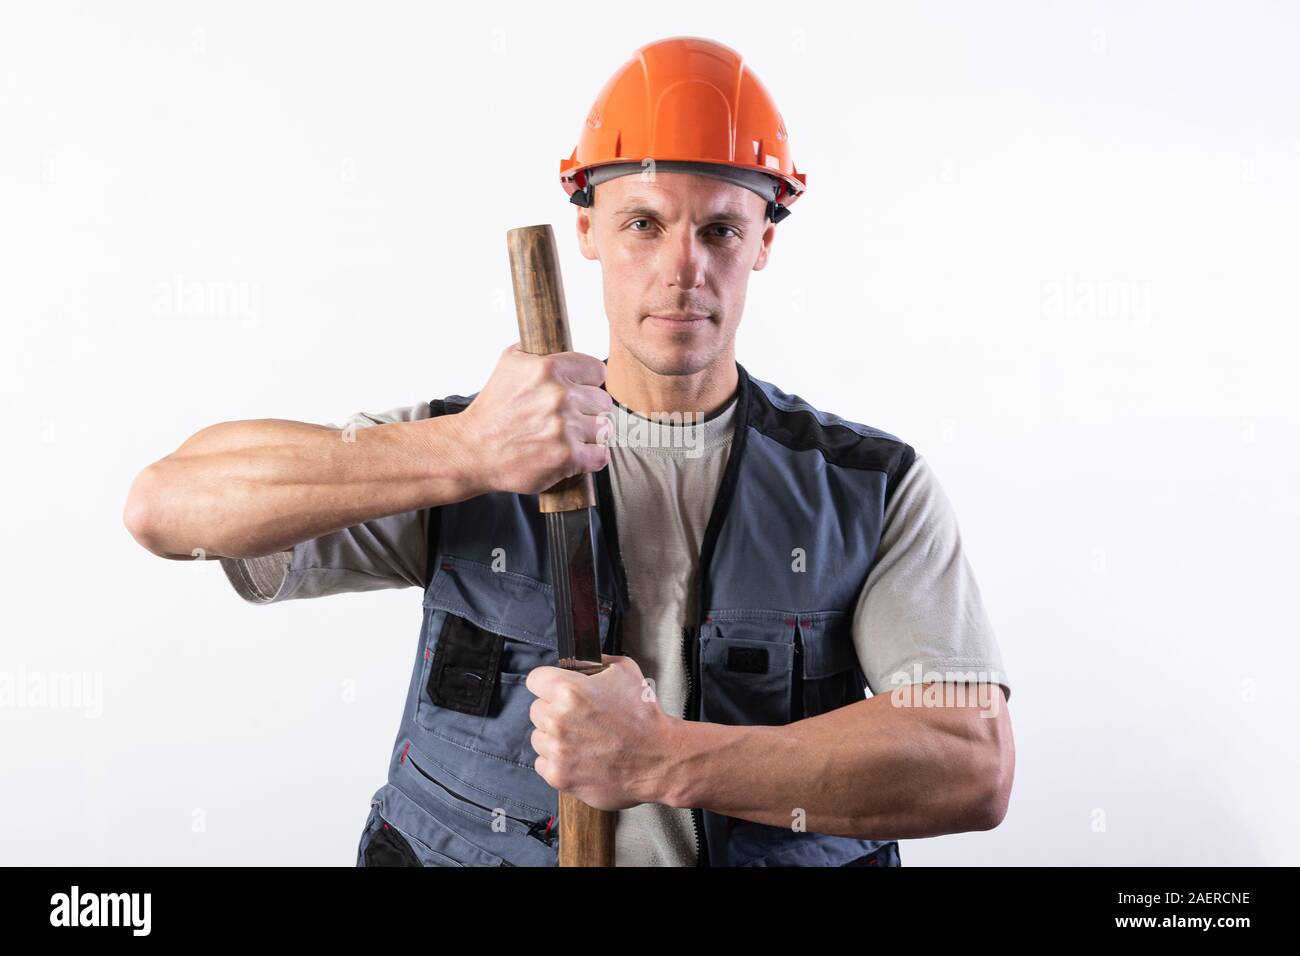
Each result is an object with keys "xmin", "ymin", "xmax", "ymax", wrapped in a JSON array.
[
  {"xmin": 123, "ymin": 463, "xmax": 170, "ymax": 557},
  {"xmin": 970, "ymin": 739, "xmax": 1015, "ymax": 831},
  {"xmin": 974, "ymin": 780, "xmax": 1011, "ymax": 832}
]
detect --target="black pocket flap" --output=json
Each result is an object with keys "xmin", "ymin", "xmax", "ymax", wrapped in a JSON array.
[
  {"xmin": 427, "ymin": 613, "xmax": 504, "ymax": 717},
  {"xmin": 364, "ymin": 820, "xmax": 423, "ymax": 867}
]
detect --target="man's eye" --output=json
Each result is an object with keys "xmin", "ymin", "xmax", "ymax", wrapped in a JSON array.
[
  {"xmin": 710, "ymin": 225, "xmax": 740, "ymax": 239},
  {"xmin": 629, "ymin": 218, "xmax": 653, "ymax": 231}
]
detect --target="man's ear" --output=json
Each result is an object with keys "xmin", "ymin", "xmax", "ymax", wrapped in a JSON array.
[
  {"xmin": 575, "ymin": 207, "xmax": 598, "ymax": 261},
  {"xmin": 752, "ymin": 220, "xmax": 777, "ymax": 272}
]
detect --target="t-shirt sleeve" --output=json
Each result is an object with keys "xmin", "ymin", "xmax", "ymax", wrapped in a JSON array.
[
  {"xmin": 852, "ymin": 453, "xmax": 1011, "ymax": 703},
  {"xmin": 219, "ymin": 401, "xmax": 434, "ymax": 605}
]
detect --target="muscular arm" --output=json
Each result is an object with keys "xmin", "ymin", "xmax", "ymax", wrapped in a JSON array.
[
  {"xmin": 657, "ymin": 682, "xmax": 1014, "ymax": 839},
  {"xmin": 123, "ymin": 414, "xmax": 481, "ymax": 561},
  {"xmin": 122, "ymin": 347, "xmax": 617, "ymax": 562}
]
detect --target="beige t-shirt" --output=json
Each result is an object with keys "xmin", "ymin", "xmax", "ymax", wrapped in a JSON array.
[
  {"xmin": 600, "ymin": 394, "xmax": 736, "ymax": 866},
  {"xmin": 221, "ymin": 396, "xmax": 1011, "ymax": 866}
]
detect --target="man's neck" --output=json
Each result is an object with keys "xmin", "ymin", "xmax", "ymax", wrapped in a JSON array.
[{"xmin": 603, "ymin": 347, "xmax": 739, "ymax": 419}]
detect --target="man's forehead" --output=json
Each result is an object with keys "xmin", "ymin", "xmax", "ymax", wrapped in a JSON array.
[{"xmin": 601, "ymin": 172, "xmax": 761, "ymax": 218}]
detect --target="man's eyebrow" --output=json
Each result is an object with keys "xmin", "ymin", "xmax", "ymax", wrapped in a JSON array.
[
  {"xmin": 611, "ymin": 203, "xmax": 665, "ymax": 219},
  {"xmin": 611, "ymin": 202, "xmax": 754, "ymax": 223}
]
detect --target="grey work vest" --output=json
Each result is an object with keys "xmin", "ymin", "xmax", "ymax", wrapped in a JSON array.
[{"xmin": 355, "ymin": 361, "xmax": 916, "ymax": 867}]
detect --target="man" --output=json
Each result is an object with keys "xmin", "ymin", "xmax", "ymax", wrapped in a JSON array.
[{"xmin": 124, "ymin": 35, "xmax": 1013, "ymax": 867}]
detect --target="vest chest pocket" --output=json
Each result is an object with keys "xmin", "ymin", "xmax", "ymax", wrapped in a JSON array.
[
  {"xmin": 792, "ymin": 612, "xmax": 869, "ymax": 718},
  {"xmin": 700, "ymin": 611, "xmax": 865, "ymax": 727},
  {"xmin": 413, "ymin": 557, "xmax": 611, "ymax": 768},
  {"xmin": 699, "ymin": 613, "xmax": 797, "ymax": 727}
]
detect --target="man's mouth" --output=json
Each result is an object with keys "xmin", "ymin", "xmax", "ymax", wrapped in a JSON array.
[{"xmin": 646, "ymin": 312, "xmax": 711, "ymax": 328}]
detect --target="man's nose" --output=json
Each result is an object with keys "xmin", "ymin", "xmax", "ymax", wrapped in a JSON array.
[{"xmin": 664, "ymin": 231, "xmax": 705, "ymax": 290}]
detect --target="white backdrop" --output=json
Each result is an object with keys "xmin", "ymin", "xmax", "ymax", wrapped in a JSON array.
[{"xmin": 2, "ymin": 0, "xmax": 1296, "ymax": 866}]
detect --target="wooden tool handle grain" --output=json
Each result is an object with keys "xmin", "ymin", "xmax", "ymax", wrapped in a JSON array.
[
  {"xmin": 506, "ymin": 224, "xmax": 598, "ymax": 514},
  {"xmin": 558, "ymin": 791, "xmax": 616, "ymax": 868},
  {"xmin": 506, "ymin": 223, "xmax": 616, "ymax": 867}
]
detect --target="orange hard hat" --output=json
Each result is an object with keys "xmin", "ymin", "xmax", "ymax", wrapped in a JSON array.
[{"xmin": 560, "ymin": 36, "xmax": 807, "ymax": 223}]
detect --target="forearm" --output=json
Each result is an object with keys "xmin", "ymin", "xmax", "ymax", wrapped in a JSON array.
[
  {"xmin": 124, "ymin": 415, "xmax": 480, "ymax": 559},
  {"xmin": 656, "ymin": 686, "xmax": 1010, "ymax": 840}
]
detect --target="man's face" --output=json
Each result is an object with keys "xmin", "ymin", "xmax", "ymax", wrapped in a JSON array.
[{"xmin": 576, "ymin": 170, "xmax": 776, "ymax": 377}]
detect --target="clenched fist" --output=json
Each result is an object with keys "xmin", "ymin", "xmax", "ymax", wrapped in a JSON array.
[
  {"xmin": 453, "ymin": 343, "xmax": 615, "ymax": 496},
  {"xmin": 526, "ymin": 654, "xmax": 678, "ymax": 811}
]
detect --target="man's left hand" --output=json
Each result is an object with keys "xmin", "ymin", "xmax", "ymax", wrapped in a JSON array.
[{"xmin": 526, "ymin": 653, "xmax": 677, "ymax": 811}]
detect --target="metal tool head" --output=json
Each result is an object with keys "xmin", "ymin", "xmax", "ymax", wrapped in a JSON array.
[{"xmin": 545, "ymin": 508, "xmax": 603, "ymax": 670}]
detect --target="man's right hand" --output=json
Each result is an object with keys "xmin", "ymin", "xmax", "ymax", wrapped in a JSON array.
[
  {"xmin": 452, "ymin": 343, "xmax": 615, "ymax": 496},
  {"xmin": 123, "ymin": 342, "xmax": 616, "ymax": 561}
]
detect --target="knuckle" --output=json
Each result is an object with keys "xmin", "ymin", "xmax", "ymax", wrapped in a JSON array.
[
  {"xmin": 540, "ymin": 354, "xmax": 565, "ymax": 381},
  {"xmin": 555, "ymin": 683, "xmax": 581, "ymax": 709},
  {"xmin": 543, "ymin": 416, "xmax": 567, "ymax": 442},
  {"xmin": 545, "ymin": 438, "xmax": 570, "ymax": 468}
]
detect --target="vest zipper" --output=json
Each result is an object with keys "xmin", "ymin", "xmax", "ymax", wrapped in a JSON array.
[
  {"xmin": 680, "ymin": 364, "xmax": 753, "ymax": 868},
  {"xmin": 792, "ymin": 623, "xmax": 805, "ymax": 722},
  {"xmin": 680, "ymin": 624, "xmax": 706, "ymax": 866},
  {"xmin": 405, "ymin": 752, "xmax": 556, "ymax": 848},
  {"xmin": 598, "ymin": 362, "xmax": 754, "ymax": 868}
]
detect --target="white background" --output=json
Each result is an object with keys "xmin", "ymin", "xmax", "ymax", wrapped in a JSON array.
[{"xmin": 2, "ymin": 1, "xmax": 1297, "ymax": 865}]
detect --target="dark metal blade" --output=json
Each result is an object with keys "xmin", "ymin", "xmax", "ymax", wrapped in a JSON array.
[{"xmin": 545, "ymin": 508, "xmax": 603, "ymax": 671}]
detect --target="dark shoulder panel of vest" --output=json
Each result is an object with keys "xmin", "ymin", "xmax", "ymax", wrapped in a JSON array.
[{"xmin": 742, "ymin": 371, "xmax": 917, "ymax": 502}]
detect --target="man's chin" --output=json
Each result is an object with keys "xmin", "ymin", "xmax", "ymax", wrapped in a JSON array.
[{"xmin": 637, "ymin": 345, "xmax": 718, "ymax": 377}]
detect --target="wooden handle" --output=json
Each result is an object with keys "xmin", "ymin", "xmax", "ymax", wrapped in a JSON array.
[
  {"xmin": 506, "ymin": 223, "xmax": 616, "ymax": 867},
  {"xmin": 506, "ymin": 224, "xmax": 597, "ymax": 514},
  {"xmin": 558, "ymin": 790, "xmax": 616, "ymax": 867}
]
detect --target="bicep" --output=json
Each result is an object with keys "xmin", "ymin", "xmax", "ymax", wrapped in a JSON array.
[{"xmin": 220, "ymin": 401, "xmax": 434, "ymax": 604}]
